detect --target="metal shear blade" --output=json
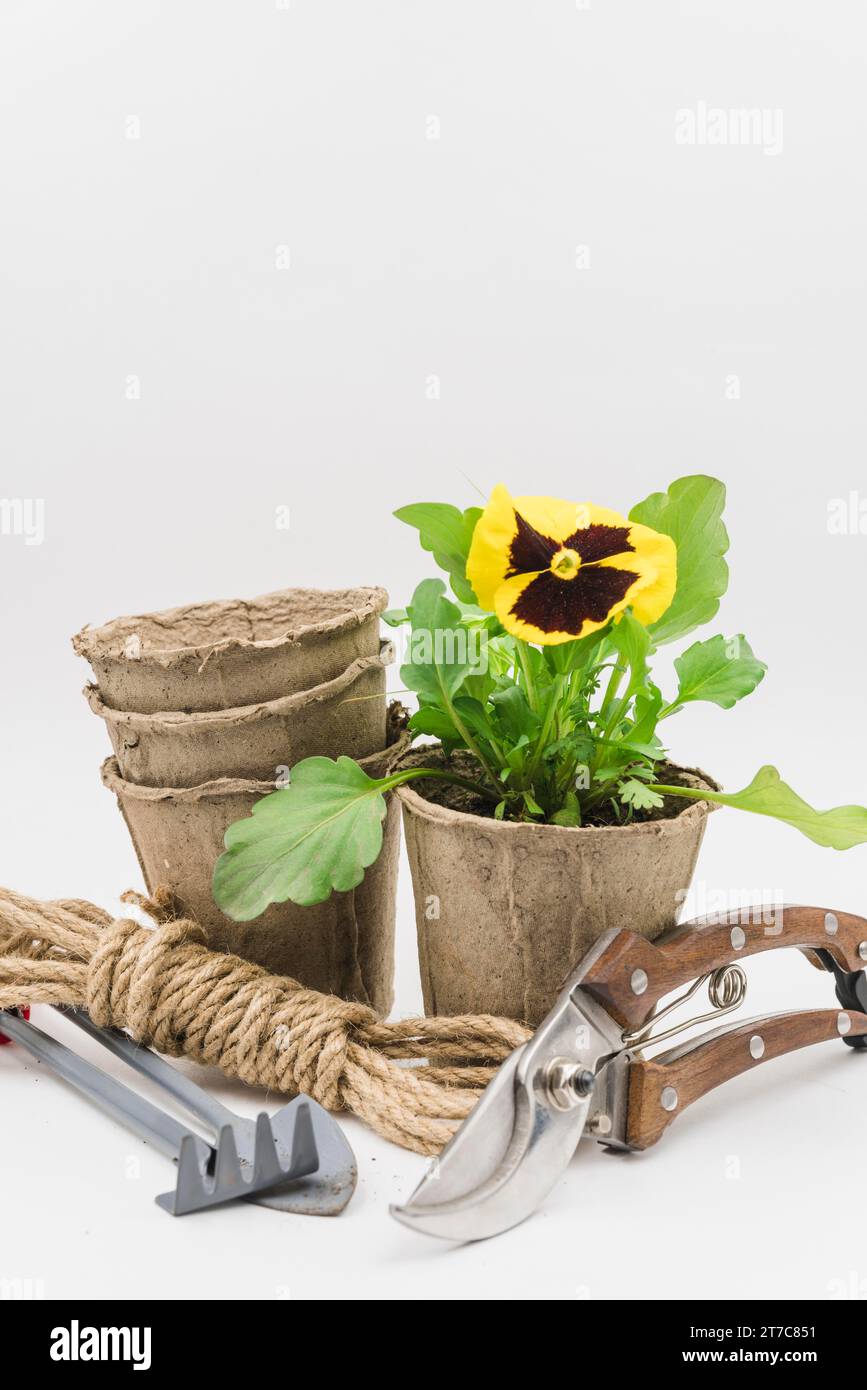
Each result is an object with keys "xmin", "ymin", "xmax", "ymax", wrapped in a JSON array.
[{"xmin": 391, "ymin": 985, "xmax": 622, "ymax": 1242}]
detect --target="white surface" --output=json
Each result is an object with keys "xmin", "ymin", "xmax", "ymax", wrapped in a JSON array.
[{"xmin": 1, "ymin": 0, "xmax": 866, "ymax": 1301}]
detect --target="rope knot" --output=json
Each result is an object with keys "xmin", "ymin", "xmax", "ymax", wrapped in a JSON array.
[
  {"xmin": 268, "ymin": 990, "xmax": 375, "ymax": 1111},
  {"xmin": 86, "ymin": 914, "xmax": 207, "ymax": 1041}
]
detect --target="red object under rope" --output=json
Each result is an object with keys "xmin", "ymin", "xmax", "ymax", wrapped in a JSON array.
[{"xmin": 0, "ymin": 1007, "xmax": 30, "ymax": 1044}]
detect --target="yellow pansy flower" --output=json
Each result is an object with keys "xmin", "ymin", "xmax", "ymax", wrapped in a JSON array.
[{"xmin": 466, "ymin": 484, "xmax": 677, "ymax": 645}]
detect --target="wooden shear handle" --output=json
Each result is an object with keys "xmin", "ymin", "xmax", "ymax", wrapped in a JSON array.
[
  {"xmin": 580, "ymin": 905, "xmax": 867, "ymax": 1030},
  {"xmin": 626, "ymin": 1007, "xmax": 867, "ymax": 1150}
]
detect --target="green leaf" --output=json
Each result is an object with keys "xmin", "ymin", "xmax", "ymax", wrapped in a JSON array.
[
  {"xmin": 408, "ymin": 705, "xmax": 455, "ymax": 737},
  {"xmin": 506, "ymin": 736, "xmax": 531, "ymax": 769},
  {"xmin": 630, "ymin": 682, "xmax": 664, "ymax": 744},
  {"xmin": 452, "ymin": 695, "xmax": 498, "ymax": 745},
  {"xmin": 213, "ymin": 757, "xmax": 390, "ymax": 918},
  {"xmin": 408, "ymin": 705, "xmax": 462, "ymax": 750},
  {"xmin": 543, "ymin": 733, "xmax": 595, "ymax": 765},
  {"xmin": 489, "ymin": 685, "xmax": 541, "ymax": 743},
  {"xmin": 671, "ymin": 634, "xmax": 766, "ymax": 710},
  {"xmin": 400, "ymin": 578, "xmax": 475, "ymax": 707},
  {"xmin": 609, "ymin": 610, "xmax": 652, "ymax": 686},
  {"xmin": 424, "ymin": 696, "xmax": 500, "ymax": 766},
  {"xmin": 624, "ymin": 763, "xmax": 656, "ymax": 781},
  {"xmin": 601, "ymin": 738, "xmax": 661, "ymax": 760},
  {"xmin": 619, "ymin": 778, "xmax": 665, "ymax": 811},
  {"xmin": 503, "ymin": 737, "xmax": 532, "ymax": 779},
  {"xmin": 394, "ymin": 502, "xmax": 482, "ymax": 603},
  {"xmin": 461, "ymin": 671, "xmax": 497, "ymax": 705},
  {"xmin": 515, "ymin": 641, "xmax": 552, "ymax": 692},
  {"xmin": 551, "ymin": 792, "xmax": 582, "ymax": 827},
  {"xmin": 650, "ymin": 766, "xmax": 867, "ymax": 850},
  {"xmin": 381, "ymin": 607, "xmax": 409, "ymax": 627},
  {"xmin": 629, "ymin": 475, "xmax": 729, "ymax": 646},
  {"xmin": 485, "ymin": 634, "xmax": 520, "ymax": 682},
  {"xmin": 456, "ymin": 603, "xmax": 502, "ymax": 635},
  {"xmin": 543, "ymin": 627, "xmax": 607, "ymax": 675},
  {"xmin": 594, "ymin": 764, "xmax": 627, "ymax": 783}
]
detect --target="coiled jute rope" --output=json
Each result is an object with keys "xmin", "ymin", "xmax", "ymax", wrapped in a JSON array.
[{"xmin": 0, "ymin": 886, "xmax": 530, "ymax": 1155}]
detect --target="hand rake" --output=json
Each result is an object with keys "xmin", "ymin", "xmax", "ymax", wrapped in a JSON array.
[{"xmin": 1, "ymin": 1006, "xmax": 356, "ymax": 1217}]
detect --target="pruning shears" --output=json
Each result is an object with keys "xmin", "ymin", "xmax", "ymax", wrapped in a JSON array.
[{"xmin": 391, "ymin": 904, "xmax": 867, "ymax": 1242}]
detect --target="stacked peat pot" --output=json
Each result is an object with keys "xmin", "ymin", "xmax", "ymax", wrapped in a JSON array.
[{"xmin": 73, "ymin": 587, "xmax": 406, "ymax": 1014}]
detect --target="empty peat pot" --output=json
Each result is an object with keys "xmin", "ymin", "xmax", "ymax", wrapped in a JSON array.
[
  {"xmin": 85, "ymin": 642, "xmax": 393, "ymax": 787},
  {"xmin": 101, "ymin": 724, "xmax": 411, "ymax": 1014},
  {"xmin": 72, "ymin": 585, "xmax": 389, "ymax": 714},
  {"xmin": 397, "ymin": 748, "xmax": 720, "ymax": 1027}
]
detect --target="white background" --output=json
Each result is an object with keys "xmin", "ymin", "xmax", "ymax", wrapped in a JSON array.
[{"xmin": 1, "ymin": 0, "xmax": 866, "ymax": 1301}]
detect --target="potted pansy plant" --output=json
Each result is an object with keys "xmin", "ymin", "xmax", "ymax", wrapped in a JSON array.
[{"xmin": 213, "ymin": 475, "xmax": 867, "ymax": 1024}]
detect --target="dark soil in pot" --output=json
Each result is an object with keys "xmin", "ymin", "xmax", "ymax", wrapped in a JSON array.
[{"xmin": 405, "ymin": 749, "xmax": 709, "ymax": 827}]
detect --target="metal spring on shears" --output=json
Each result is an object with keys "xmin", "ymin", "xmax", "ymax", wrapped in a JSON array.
[{"xmin": 621, "ymin": 963, "xmax": 748, "ymax": 1052}]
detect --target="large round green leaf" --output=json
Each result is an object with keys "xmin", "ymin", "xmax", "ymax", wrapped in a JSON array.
[{"xmin": 212, "ymin": 756, "xmax": 392, "ymax": 920}]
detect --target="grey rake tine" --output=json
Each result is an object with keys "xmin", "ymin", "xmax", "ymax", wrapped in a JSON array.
[
  {"xmin": 252, "ymin": 1113, "xmax": 285, "ymax": 1190},
  {"xmin": 287, "ymin": 1102, "xmax": 319, "ymax": 1177}
]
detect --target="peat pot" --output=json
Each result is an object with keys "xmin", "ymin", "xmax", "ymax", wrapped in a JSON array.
[
  {"xmin": 101, "ymin": 721, "xmax": 411, "ymax": 1014},
  {"xmin": 72, "ymin": 585, "xmax": 389, "ymax": 714},
  {"xmin": 85, "ymin": 643, "xmax": 393, "ymax": 787},
  {"xmin": 397, "ymin": 748, "xmax": 719, "ymax": 1026}
]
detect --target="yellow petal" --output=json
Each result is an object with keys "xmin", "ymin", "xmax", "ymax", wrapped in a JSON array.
[
  {"xmin": 565, "ymin": 501, "xmax": 632, "ymax": 533},
  {"xmin": 625, "ymin": 523, "xmax": 677, "ymax": 625},
  {"xmin": 511, "ymin": 495, "xmax": 612, "ymax": 539},
  {"xmin": 466, "ymin": 484, "xmax": 521, "ymax": 610}
]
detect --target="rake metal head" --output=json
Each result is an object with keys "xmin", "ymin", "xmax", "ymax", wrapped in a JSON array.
[{"xmin": 156, "ymin": 1101, "xmax": 320, "ymax": 1216}]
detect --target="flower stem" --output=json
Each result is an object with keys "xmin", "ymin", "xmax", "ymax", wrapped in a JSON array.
[
  {"xmin": 515, "ymin": 641, "xmax": 539, "ymax": 713},
  {"xmin": 597, "ymin": 661, "xmax": 625, "ymax": 723},
  {"xmin": 590, "ymin": 662, "xmax": 626, "ymax": 777},
  {"xmin": 656, "ymin": 698, "xmax": 681, "ymax": 720},
  {"xmin": 524, "ymin": 673, "xmax": 565, "ymax": 784},
  {"xmin": 438, "ymin": 683, "xmax": 505, "ymax": 795},
  {"xmin": 646, "ymin": 781, "xmax": 699, "ymax": 800},
  {"xmin": 378, "ymin": 766, "xmax": 501, "ymax": 803}
]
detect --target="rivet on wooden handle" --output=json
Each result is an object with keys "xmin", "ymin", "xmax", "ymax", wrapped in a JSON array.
[
  {"xmin": 580, "ymin": 905, "xmax": 867, "ymax": 1029},
  {"xmin": 625, "ymin": 1007, "xmax": 867, "ymax": 1150}
]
